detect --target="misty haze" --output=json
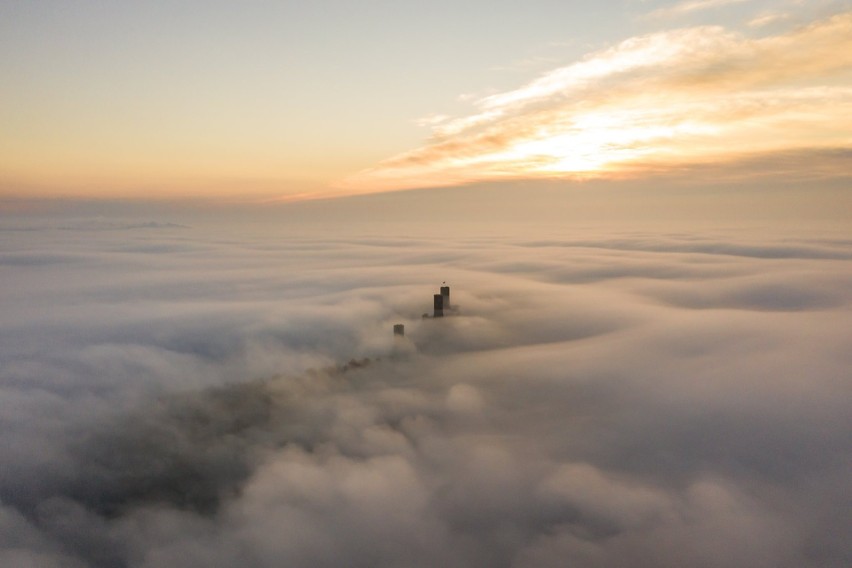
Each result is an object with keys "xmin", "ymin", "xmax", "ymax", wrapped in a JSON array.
[
  {"xmin": 2, "ymin": 1, "xmax": 851, "ymax": 566},
  {"xmin": 1, "ymin": 203, "xmax": 850, "ymax": 568}
]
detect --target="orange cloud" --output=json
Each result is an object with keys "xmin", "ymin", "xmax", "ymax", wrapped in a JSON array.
[{"xmin": 338, "ymin": 12, "xmax": 852, "ymax": 193}]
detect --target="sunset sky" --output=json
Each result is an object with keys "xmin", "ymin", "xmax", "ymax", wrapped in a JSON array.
[
  {"xmin": 2, "ymin": 0, "xmax": 851, "ymax": 201},
  {"xmin": 3, "ymin": 3, "xmax": 852, "ymax": 566}
]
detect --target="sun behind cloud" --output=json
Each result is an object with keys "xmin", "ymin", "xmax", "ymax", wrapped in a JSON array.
[{"xmin": 337, "ymin": 11, "xmax": 852, "ymax": 194}]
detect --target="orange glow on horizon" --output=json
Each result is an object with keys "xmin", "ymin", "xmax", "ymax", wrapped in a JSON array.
[
  {"xmin": 3, "ymin": 8, "xmax": 851, "ymax": 202},
  {"xmin": 336, "ymin": 12, "xmax": 852, "ymax": 195}
]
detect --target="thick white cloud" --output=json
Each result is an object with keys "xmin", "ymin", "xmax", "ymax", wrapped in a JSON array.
[{"xmin": 0, "ymin": 213, "xmax": 850, "ymax": 567}]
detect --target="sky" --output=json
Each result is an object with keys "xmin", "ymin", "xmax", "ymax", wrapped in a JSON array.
[
  {"xmin": 2, "ymin": 0, "xmax": 851, "ymax": 201},
  {"xmin": 2, "ymin": 3, "xmax": 852, "ymax": 566}
]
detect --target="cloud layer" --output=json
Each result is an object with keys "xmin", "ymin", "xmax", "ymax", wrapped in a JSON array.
[
  {"xmin": 339, "ymin": 10, "xmax": 852, "ymax": 193},
  {"xmin": 1, "ymin": 218, "xmax": 851, "ymax": 567}
]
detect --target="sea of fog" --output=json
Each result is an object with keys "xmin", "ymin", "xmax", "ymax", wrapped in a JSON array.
[{"xmin": 1, "ymin": 213, "xmax": 850, "ymax": 567}]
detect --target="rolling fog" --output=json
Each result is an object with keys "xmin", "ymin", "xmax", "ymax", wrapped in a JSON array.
[{"xmin": 1, "ymin": 214, "xmax": 850, "ymax": 567}]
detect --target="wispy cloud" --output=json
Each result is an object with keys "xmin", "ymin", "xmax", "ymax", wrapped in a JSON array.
[
  {"xmin": 748, "ymin": 11, "xmax": 791, "ymax": 28},
  {"xmin": 338, "ymin": 12, "xmax": 852, "ymax": 193},
  {"xmin": 647, "ymin": 0, "xmax": 753, "ymax": 20}
]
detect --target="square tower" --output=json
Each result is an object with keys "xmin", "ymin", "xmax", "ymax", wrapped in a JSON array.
[
  {"xmin": 440, "ymin": 285, "xmax": 450, "ymax": 309},
  {"xmin": 433, "ymin": 294, "xmax": 444, "ymax": 317}
]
